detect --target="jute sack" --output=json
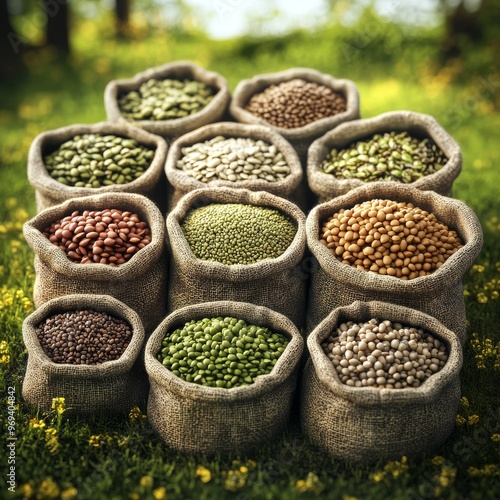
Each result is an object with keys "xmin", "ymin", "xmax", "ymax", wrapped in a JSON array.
[
  {"xmin": 308, "ymin": 111, "xmax": 462, "ymax": 203},
  {"xmin": 22, "ymin": 294, "xmax": 148, "ymax": 415},
  {"xmin": 230, "ymin": 68, "xmax": 360, "ymax": 163},
  {"xmin": 165, "ymin": 121, "xmax": 304, "ymax": 210},
  {"xmin": 27, "ymin": 122, "xmax": 169, "ymax": 214},
  {"xmin": 166, "ymin": 187, "xmax": 307, "ymax": 328},
  {"xmin": 306, "ymin": 182, "xmax": 483, "ymax": 342},
  {"xmin": 104, "ymin": 61, "xmax": 230, "ymax": 139},
  {"xmin": 145, "ymin": 300, "xmax": 304, "ymax": 454},
  {"xmin": 23, "ymin": 192, "xmax": 167, "ymax": 333},
  {"xmin": 300, "ymin": 300, "xmax": 462, "ymax": 464}
]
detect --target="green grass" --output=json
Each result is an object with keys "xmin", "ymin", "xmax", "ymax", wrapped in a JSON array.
[{"xmin": 1, "ymin": 19, "xmax": 499, "ymax": 500}]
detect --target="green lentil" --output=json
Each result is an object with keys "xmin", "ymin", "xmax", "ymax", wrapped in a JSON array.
[
  {"xmin": 118, "ymin": 78, "xmax": 215, "ymax": 121},
  {"xmin": 320, "ymin": 131, "xmax": 448, "ymax": 183},
  {"xmin": 44, "ymin": 134, "xmax": 155, "ymax": 188},
  {"xmin": 157, "ymin": 316, "xmax": 289, "ymax": 388},
  {"xmin": 181, "ymin": 203, "xmax": 297, "ymax": 265}
]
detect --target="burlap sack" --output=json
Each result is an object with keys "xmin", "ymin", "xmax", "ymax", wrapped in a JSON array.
[
  {"xmin": 145, "ymin": 300, "xmax": 304, "ymax": 454},
  {"xmin": 308, "ymin": 111, "xmax": 462, "ymax": 202},
  {"xmin": 104, "ymin": 61, "xmax": 230, "ymax": 139},
  {"xmin": 22, "ymin": 294, "xmax": 148, "ymax": 415},
  {"xmin": 27, "ymin": 121, "xmax": 169, "ymax": 213},
  {"xmin": 165, "ymin": 121, "xmax": 305, "ymax": 210},
  {"xmin": 306, "ymin": 182, "xmax": 483, "ymax": 341},
  {"xmin": 166, "ymin": 187, "xmax": 307, "ymax": 328},
  {"xmin": 23, "ymin": 192, "xmax": 167, "ymax": 333},
  {"xmin": 300, "ymin": 300, "xmax": 462, "ymax": 464},
  {"xmin": 230, "ymin": 68, "xmax": 360, "ymax": 163}
]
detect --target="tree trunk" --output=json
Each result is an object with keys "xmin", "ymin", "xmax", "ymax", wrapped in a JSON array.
[
  {"xmin": 115, "ymin": 0, "xmax": 130, "ymax": 37},
  {"xmin": 44, "ymin": 0, "xmax": 70, "ymax": 53},
  {"xmin": 0, "ymin": 0, "xmax": 26, "ymax": 79}
]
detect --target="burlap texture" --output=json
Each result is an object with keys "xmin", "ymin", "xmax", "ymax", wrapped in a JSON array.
[
  {"xmin": 306, "ymin": 183, "xmax": 483, "ymax": 341},
  {"xmin": 23, "ymin": 192, "xmax": 167, "ymax": 333},
  {"xmin": 22, "ymin": 294, "xmax": 148, "ymax": 415},
  {"xmin": 104, "ymin": 61, "xmax": 230, "ymax": 139},
  {"xmin": 27, "ymin": 122, "xmax": 169, "ymax": 213},
  {"xmin": 308, "ymin": 111, "xmax": 462, "ymax": 202},
  {"xmin": 166, "ymin": 187, "xmax": 308, "ymax": 328},
  {"xmin": 145, "ymin": 300, "xmax": 304, "ymax": 454},
  {"xmin": 230, "ymin": 68, "xmax": 360, "ymax": 162},
  {"xmin": 165, "ymin": 121, "xmax": 304, "ymax": 210},
  {"xmin": 300, "ymin": 300, "xmax": 462, "ymax": 464}
]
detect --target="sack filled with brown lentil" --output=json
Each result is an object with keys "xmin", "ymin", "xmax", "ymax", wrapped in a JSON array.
[
  {"xmin": 306, "ymin": 182, "xmax": 483, "ymax": 342},
  {"xmin": 230, "ymin": 68, "xmax": 360, "ymax": 163},
  {"xmin": 308, "ymin": 111, "xmax": 462, "ymax": 202},
  {"xmin": 22, "ymin": 294, "xmax": 148, "ymax": 415},
  {"xmin": 104, "ymin": 61, "xmax": 231, "ymax": 139},
  {"xmin": 165, "ymin": 121, "xmax": 306, "ymax": 210},
  {"xmin": 145, "ymin": 300, "xmax": 304, "ymax": 454},
  {"xmin": 28, "ymin": 122, "xmax": 169, "ymax": 213},
  {"xmin": 23, "ymin": 192, "xmax": 167, "ymax": 333},
  {"xmin": 301, "ymin": 300, "xmax": 462, "ymax": 464},
  {"xmin": 166, "ymin": 187, "xmax": 307, "ymax": 328}
]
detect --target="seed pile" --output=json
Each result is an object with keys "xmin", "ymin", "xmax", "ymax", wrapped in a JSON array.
[
  {"xmin": 320, "ymin": 131, "xmax": 448, "ymax": 183},
  {"xmin": 157, "ymin": 316, "xmax": 289, "ymax": 388},
  {"xmin": 181, "ymin": 203, "xmax": 297, "ymax": 265},
  {"xmin": 322, "ymin": 318, "xmax": 448, "ymax": 389},
  {"xmin": 36, "ymin": 309, "xmax": 132, "ymax": 364},
  {"xmin": 44, "ymin": 134, "xmax": 155, "ymax": 188},
  {"xmin": 118, "ymin": 78, "xmax": 215, "ymax": 121},
  {"xmin": 176, "ymin": 136, "xmax": 291, "ymax": 183},
  {"xmin": 245, "ymin": 78, "xmax": 346, "ymax": 129},
  {"xmin": 320, "ymin": 199, "xmax": 463, "ymax": 280},
  {"xmin": 43, "ymin": 209, "xmax": 151, "ymax": 265}
]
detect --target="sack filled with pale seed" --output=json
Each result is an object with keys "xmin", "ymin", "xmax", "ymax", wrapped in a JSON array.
[
  {"xmin": 230, "ymin": 68, "xmax": 360, "ymax": 163},
  {"xmin": 23, "ymin": 192, "xmax": 167, "ymax": 333},
  {"xmin": 308, "ymin": 111, "xmax": 462, "ymax": 202},
  {"xmin": 104, "ymin": 61, "xmax": 230, "ymax": 139},
  {"xmin": 28, "ymin": 122, "xmax": 169, "ymax": 213},
  {"xmin": 165, "ymin": 121, "xmax": 306, "ymax": 210},
  {"xmin": 306, "ymin": 182, "xmax": 483, "ymax": 342},
  {"xmin": 166, "ymin": 187, "xmax": 308, "ymax": 328},
  {"xmin": 145, "ymin": 300, "xmax": 304, "ymax": 454},
  {"xmin": 22, "ymin": 294, "xmax": 148, "ymax": 415},
  {"xmin": 301, "ymin": 300, "xmax": 462, "ymax": 464}
]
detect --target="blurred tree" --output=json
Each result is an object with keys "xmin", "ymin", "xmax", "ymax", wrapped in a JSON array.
[
  {"xmin": 115, "ymin": 0, "xmax": 130, "ymax": 37},
  {"xmin": 0, "ymin": 0, "xmax": 28, "ymax": 79},
  {"xmin": 44, "ymin": 0, "xmax": 70, "ymax": 53}
]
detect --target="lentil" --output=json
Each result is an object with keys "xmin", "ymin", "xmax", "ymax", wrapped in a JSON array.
[
  {"xmin": 44, "ymin": 134, "xmax": 155, "ymax": 188},
  {"xmin": 43, "ymin": 209, "xmax": 151, "ymax": 265},
  {"xmin": 181, "ymin": 203, "xmax": 296, "ymax": 265},
  {"xmin": 245, "ymin": 78, "xmax": 346, "ymax": 129},
  {"xmin": 320, "ymin": 131, "xmax": 448, "ymax": 183},
  {"xmin": 322, "ymin": 318, "xmax": 448, "ymax": 389},
  {"xmin": 118, "ymin": 78, "xmax": 215, "ymax": 121},
  {"xmin": 36, "ymin": 309, "xmax": 132, "ymax": 364},
  {"xmin": 157, "ymin": 316, "xmax": 289, "ymax": 388},
  {"xmin": 176, "ymin": 135, "xmax": 291, "ymax": 183},
  {"xmin": 320, "ymin": 199, "xmax": 463, "ymax": 279}
]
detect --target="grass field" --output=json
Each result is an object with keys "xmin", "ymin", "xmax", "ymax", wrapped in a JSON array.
[{"xmin": 1, "ymin": 20, "xmax": 499, "ymax": 500}]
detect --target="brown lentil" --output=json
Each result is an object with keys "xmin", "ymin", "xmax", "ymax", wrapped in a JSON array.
[
  {"xmin": 244, "ymin": 78, "xmax": 346, "ymax": 129},
  {"xmin": 36, "ymin": 309, "xmax": 132, "ymax": 364},
  {"xmin": 322, "ymin": 318, "xmax": 448, "ymax": 389},
  {"xmin": 43, "ymin": 209, "xmax": 152, "ymax": 266},
  {"xmin": 319, "ymin": 199, "xmax": 463, "ymax": 280}
]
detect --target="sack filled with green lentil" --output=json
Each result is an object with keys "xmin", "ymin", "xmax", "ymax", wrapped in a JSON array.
[
  {"xmin": 165, "ymin": 122, "xmax": 306, "ymax": 210},
  {"xmin": 145, "ymin": 300, "xmax": 304, "ymax": 454},
  {"xmin": 301, "ymin": 300, "xmax": 462, "ymax": 464},
  {"xmin": 306, "ymin": 182, "xmax": 483, "ymax": 342},
  {"xmin": 230, "ymin": 68, "xmax": 360, "ymax": 164},
  {"xmin": 308, "ymin": 111, "xmax": 462, "ymax": 202},
  {"xmin": 22, "ymin": 294, "xmax": 148, "ymax": 415},
  {"xmin": 166, "ymin": 187, "xmax": 308, "ymax": 328},
  {"xmin": 28, "ymin": 122, "xmax": 169, "ymax": 213},
  {"xmin": 23, "ymin": 192, "xmax": 167, "ymax": 333},
  {"xmin": 104, "ymin": 61, "xmax": 230, "ymax": 139}
]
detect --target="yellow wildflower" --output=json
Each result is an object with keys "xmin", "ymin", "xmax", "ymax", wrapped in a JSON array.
[
  {"xmin": 432, "ymin": 455, "xmax": 445, "ymax": 466},
  {"xmin": 491, "ymin": 434, "xmax": 500, "ymax": 442},
  {"xmin": 153, "ymin": 486, "xmax": 167, "ymax": 500},
  {"xmin": 246, "ymin": 459, "xmax": 257, "ymax": 470},
  {"xmin": 61, "ymin": 487, "xmax": 78, "ymax": 500},
  {"xmin": 295, "ymin": 472, "xmax": 323, "ymax": 494},
  {"xmin": 383, "ymin": 456, "xmax": 408, "ymax": 479},
  {"xmin": 477, "ymin": 292, "xmax": 488, "ymax": 304},
  {"xmin": 6, "ymin": 197, "xmax": 17, "ymax": 208},
  {"xmin": 51, "ymin": 397, "xmax": 66, "ymax": 415},
  {"xmin": 472, "ymin": 264, "xmax": 485, "ymax": 273},
  {"xmin": 129, "ymin": 406, "xmax": 147, "ymax": 423},
  {"xmin": 370, "ymin": 471, "xmax": 385, "ymax": 483},
  {"xmin": 223, "ymin": 469, "xmax": 247, "ymax": 492},
  {"xmin": 29, "ymin": 418, "xmax": 46, "ymax": 429},
  {"xmin": 455, "ymin": 415, "xmax": 466, "ymax": 426},
  {"xmin": 19, "ymin": 482, "xmax": 35, "ymax": 499},
  {"xmin": 37, "ymin": 477, "xmax": 60, "ymax": 499},
  {"xmin": 468, "ymin": 415, "xmax": 480, "ymax": 425},
  {"xmin": 460, "ymin": 396, "xmax": 469, "ymax": 408},
  {"xmin": 140, "ymin": 476, "xmax": 153, "ymax": 488},
  {"xmin": 0, "ymin": 341, "xmax": 10, "ymax": 364},
  {"xmin": 342, "ymin": 496, "xmax": 358, "ymax": 500},
  {"xmin": 468, "ymin": 464, "xmax": 500, "ymax": 477},
  {"xmin": 45, "ymin": 428, "xmax": 60, "ymax": 454},
  {"xmin": 196, "ymin": 466, "xmax": 212, "ymax": 484},
  {"xmin": 89, "ymin": 435, "xmax": 101, "ymax": 447},
  {"xmin": 129, "ymin": 494, "xmax": 140, "ymax": 500}
]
